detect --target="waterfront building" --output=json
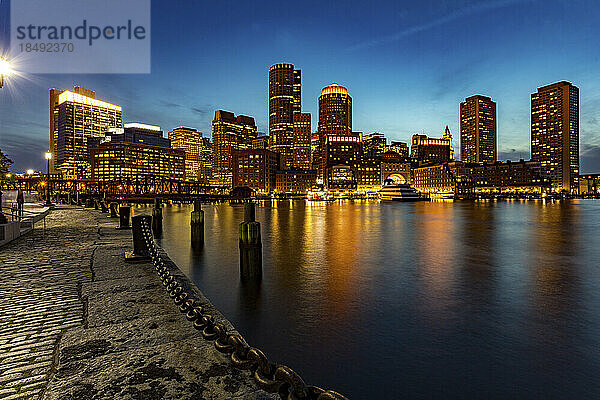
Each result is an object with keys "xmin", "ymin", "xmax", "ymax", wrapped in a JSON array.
[
  {"xmin": 269, "ymin": 63, "xmax": 300, "ymax": 169},
  {"xmin": 531, "ymin": 81, "xmax": 580, "ymax": 193},
  {"xmin": 91, "ymin": 142, "xmax": 185, "ymax": 181},
  {"xmin": 253, "ymin": 135, "xmax": 270, "ymax": 149},
  {"xmin": 363, "ymin": 132, "xmax": 387, "ymax": 157},
  {"xmin": 169, "ymin": 127, "xmax": 203, "ymax": 181},
  {"xmin": 470, "ymin": 160, "xmax": 550, "ymax": 195},
  {"xmin": 410, "ymin": 134, "xmax": 451, "ymax": 167},
  {"xmin": 232, "ymin": 148, "xmax": 280, "ymax": 194},
  {"xmin": 324, "ymin": 132, "xmax": 362, "ymax": 189},
  {"xmin": 88, "ymin": 123, "xmax": 169, "ymax": 157},
  {"xmin": 212, "ymin": 110, "xmax": 257, "ymax": 186},
  {"xmin": 315, "ymin": 83, "xmax": 353, "ymax": 179},
  {"xmin": 275, "ymin": 169, "xmax": 317, "ymax": 194},
  {"xmin": 413, "ymin": 162, "xmax": 473, "ymax": 198},
  {"xmin": 293, "ymin": 112, "xmax": 312, "ymax": 169},
  {"xmin": 380, "ymin": 152, "xmax": 412, "ymax": 185},
  {"xmin": 579, "ymin": 174, "xmax": 600, "ymax": 196},
  {"xmin": 327, "ymin": 165, "xmax": 356, "ymax": 190},
  {"xmin": 357, "ymin": 156, "xmax": 382, "ymax": 191},
  {"xmin": 387, "ymin": 141, "xmax": 409, "ymax": 158},
  {"xmin": 55, "ymin": 90, "xmax": 122, "ymax": 179},
  {"xmin": 460, "ymin": 95, "xmax": 497, "ymax": 164},
  {"xmin": 50, "ymin": 86, "xmax": 98, "ymax": 173}
]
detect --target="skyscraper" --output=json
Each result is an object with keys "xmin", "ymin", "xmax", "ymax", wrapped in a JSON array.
[
  {"xmin": 49, "ymin": 86, "xmax": 96, "ymax": 173},
  {"xmin": 212, "ymin": 110, "xmax": 257, "ymax": 186},
  {"xmin": 410, "ymin": 134, "xmax": 451, "ymax": 167},
  {"xmin": 531, "ymin": 81, "xmax": 579, "ymax": 193},
  {"xmin": 363, "ymin": 132, "xmax": 387, "ymax": 157},
  {"xmin": 55, "ymin": 90, "xmax": 121, "ymax": 179},
  {"xmin": 293, "ymin": 112, "xmax": 312, "ymax": 169},
  {"xmin": 315, "ymin": 83, "xmax": 353, "ymax": 180},
  {"xmin": 269, "ymin": 63, "xmax": 300, "ymax": 169},
  {"xmin": 460, "ymin": 95, "xmax": 496, "ymax": 164},
  {"xmin": 169, "ymin": 127, "xmax": 203, "ymax": 181},
  {"xmin": 443, "ymin": 125, "xmax": 455, "ymax": 160}
]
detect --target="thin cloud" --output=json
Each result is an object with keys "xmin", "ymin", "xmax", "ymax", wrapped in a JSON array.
[{"xmin": 347, "ymin": 0, "xmax": 535, "ymax": 51}]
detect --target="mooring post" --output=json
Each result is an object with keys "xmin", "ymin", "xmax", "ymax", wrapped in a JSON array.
[
  {"xmin": 152, "ymin": 198, "xmax": 163, "ymax": 237},
  {"xmin": 118, "ymin": 205, "xmax": 131, "ymax": 229},
  {"xmin": 239, "ymin": 202, "xmax": 262, "ymax": 278},
  {"xmin": 109, "ymin": 202, "xmax": 118, "ymax": 218},
  {"xmin": 191, "ymin": 200, "xmax": 204, "ymax": 248},
  {"xmin": 100, "ymin": 200, "xmax": 108, "ymax": 213},
  {"xmin": 94, "ymin": 198, "xmax": 99, "ymax": 210},
  {"xmin": 125, "ymin": 214, "xmax": 152, "ymax": 262}
]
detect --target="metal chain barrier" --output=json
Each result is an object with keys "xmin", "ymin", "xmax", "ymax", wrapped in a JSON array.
[{"xmin": 139, "ymin": 220, "xmax": 348, "ymax": 400}]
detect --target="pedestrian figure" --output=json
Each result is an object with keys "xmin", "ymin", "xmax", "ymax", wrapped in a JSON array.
[{"xmin": 16, "ymin": 189, "xmax": 24, "ymax": 218}]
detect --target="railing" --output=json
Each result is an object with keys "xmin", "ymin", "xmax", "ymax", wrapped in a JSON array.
[{"xmin": 138, "ymin": 219, "xmax": 347, "ymax": 400}]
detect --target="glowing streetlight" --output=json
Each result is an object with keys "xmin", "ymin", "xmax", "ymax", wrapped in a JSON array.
[
  {"xmin": 44, "ymin": 152, "xmax": 52, "ymax": 206},
  {"xmin": 26, "ymin": 169, "xmax": 34, "ymax": 175},
  {"xmin": 0, "ymin": 57, "xmax": 11, "ymax": 88}
]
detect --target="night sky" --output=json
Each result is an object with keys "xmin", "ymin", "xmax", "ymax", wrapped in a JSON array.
[{"xmin": 1, "ymin": 0, "xmax": 600, "ymax": 172}]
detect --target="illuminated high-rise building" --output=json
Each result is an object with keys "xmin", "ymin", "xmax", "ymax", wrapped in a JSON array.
[
  {"xmin": 363, "ymin": 132, "xmax": 387, "ymax": 157},
  {"xmin": 55, "ymin": 90, "xmax": 121, "ymax": 179},
  {"xmin": 169, "ymin": 127, "xmax": 203, "ymax": 181},
  {"xmin": 531, "ymin": 81, "xmax": 579, "ymax": 193},
  {"xmin": 460, "ymin": 95, "xmax": 496, "ymax": 164},
  {"xmin": 212, "ymin": 110, "xmax": 257, "ymax": 186},
  {"xmin": 315, "ymin": 83, "xmax": 353, "ymax": 180},
  {"xmin": 269, "ymin": 63, "xmax": 300, "ymax": 169},
  {"xmin": 293, "ymin": 112, "xmax": 312, "ymax": 169},
  {"xmin": 49, "ymin": 86, "xmax": 97, "ymax": 173}
]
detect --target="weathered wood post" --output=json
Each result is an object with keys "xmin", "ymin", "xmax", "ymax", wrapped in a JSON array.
[
  {"xmin": 152, "ymin": 198, "xmax": 163, "ymax": 237},
  {"xmin": 118, "ymin": 206, "xmax": 131, "ymax": 229},
  {"xmin": 125, "ymin": 214, "xmax": 152, "ymax": 262},
  {"xmin": 239, "ymin": 202, "xmax": 262, "ymax": 278},
  {"xmin": 190, "ymin": 200, "xmax": 204, "ymax": 248}
]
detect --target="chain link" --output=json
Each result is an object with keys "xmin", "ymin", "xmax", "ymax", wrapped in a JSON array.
[{"xmin": 139, "ymin": 221, "xmax": 347, "ymax": 400}]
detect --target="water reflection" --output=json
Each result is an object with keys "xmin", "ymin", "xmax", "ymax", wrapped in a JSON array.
[{"xmin": 141, "ymin": 200, "xmax": 600, "ymax": 399}]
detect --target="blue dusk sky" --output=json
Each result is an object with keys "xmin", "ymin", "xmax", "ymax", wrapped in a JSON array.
[{"xmin": 1, "ymin": 0, "xmax": 600, "ymax": 172}]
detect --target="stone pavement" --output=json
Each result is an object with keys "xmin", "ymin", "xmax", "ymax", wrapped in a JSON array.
[{"xmin": 0, "ymin": 207, "xmax": 275, "ymax": 399}]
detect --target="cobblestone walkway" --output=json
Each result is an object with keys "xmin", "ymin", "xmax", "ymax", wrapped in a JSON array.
[
  {"xmin": 0, "ymin": 207, "xmax": 273, "ymax": 400},
  {"xmin": 0, "ymin": 208, "xmax": 95, "ymax": 399}
]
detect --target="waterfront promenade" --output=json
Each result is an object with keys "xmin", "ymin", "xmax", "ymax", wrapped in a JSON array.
[{"xmin": 0, "ymin": 207, "xmax": 274, "ymax": 399}]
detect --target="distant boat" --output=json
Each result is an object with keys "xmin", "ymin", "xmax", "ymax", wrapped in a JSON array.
[{"xmin": 378, "ymin": 180, "xmax": 429, "ymax": 202}]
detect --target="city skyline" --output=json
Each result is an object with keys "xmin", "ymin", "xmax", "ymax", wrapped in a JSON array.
[{"xmin": 1, "ymin": 0, "xmax": 600, "ymax": 172}]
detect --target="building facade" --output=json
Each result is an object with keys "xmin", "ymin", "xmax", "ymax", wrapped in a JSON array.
[
  {"xmin": 232, "ymin": 148, "xmax": 279, "ymax": 193},
  {"xmin": 212, "ymin": 110, "xmax": 257, "ymax": 186},
  {"xmin": 363, "ymin": 132, "xmax": 386, "ymax": 157},
  {"xmin": 55, "ymin": 90, "xmax": 122, "ymax": 179},
  {"xmin": 91, "ymin": 142, "xmax": 185, "ymax": 182},
  {"xmin": 275, "ymin": 170, "xmax": 317, "ymax": 194},
  {"xmin": 293, "ymin": 112, "xmax": 312, "ymax": 169},
  {"xmin": 460, "ymin": 95, "xmax": 497, "ymax": 164},
  {"xmin": 531, "ymin": 81, "xmax": 579, "ymax": 193},
  {"xmin": 169, "ymin": 127, "xmax": 203, "ymax": 181},
  {"xmin": 315, "ymin": 83, "xmax": 353, "ymax": 180},
  {"xmin": 410, "ymin": 134, "xmax": 451, "ymax": 167},
  {"xmin": 387, "ymin": 141, "xmax": 409, "ymax": 158},
  {"xmin": 269, "ymin": 64, "xmax": 300, "ymax": 169},
  {"xmin": 49, "ymin": 86, "xmax": 97, "ymax": 173}
]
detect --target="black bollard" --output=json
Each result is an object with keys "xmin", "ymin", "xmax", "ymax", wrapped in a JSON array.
[
  {"xmin": 239, "ymin": 202, "xmax": 262, "ymax": 278},
  {"xmin": 191, "ymin": 200, "xmax": 204, "ymax": 248},
  {"xmin": 118, "ymin": 206, "xmax": 131, "ymax": 229},
  {"xmin": 125, "ymin": 214, "xmax": 152, "ymax": 262},
  {"xmin": 100, "ymin": 201, "xmax": 108, "ymax": 213},
  {"xmin": 152, "ymin": 198, "xmax": 163, "ymax": 237},
  {"xmin": 109, "ymin": 202, "xmax": 118, "ymax": 218},
  {"xmin": 94, "ymin": 199, "xmax": 99, "ymax": 210}
]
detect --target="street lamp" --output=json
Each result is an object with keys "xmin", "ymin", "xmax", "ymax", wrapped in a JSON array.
[
  {"xmin": 0, "ymin": 57, "xmax": 11, "ymax": 88},
  {"xmin": 45, "ymin": 152, "xmax": 52, "ymax": 206}
]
